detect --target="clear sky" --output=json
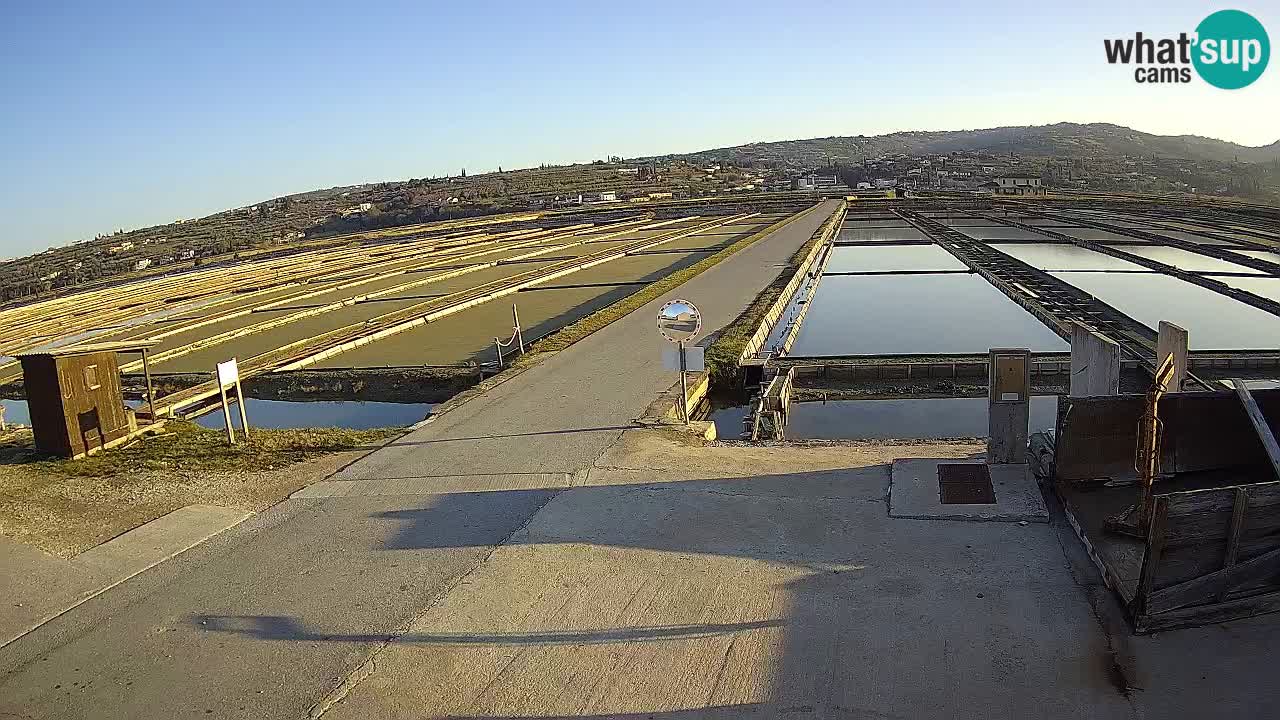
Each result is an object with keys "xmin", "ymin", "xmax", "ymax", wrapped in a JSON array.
[{"xmin": 1, "ymin": 0, "xmax": 1276, "ymax": 256}]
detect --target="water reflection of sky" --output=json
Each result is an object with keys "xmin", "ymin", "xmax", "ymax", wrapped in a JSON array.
[
  {"xmin": 195, "ymin": 399, "xmax": 433, "ymax": 430},
  {"xmin": 791, "ymin": 273, "xmax": 1067, "ymax": 356}
]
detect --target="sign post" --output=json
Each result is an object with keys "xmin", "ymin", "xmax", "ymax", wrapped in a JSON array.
[
  {"xmin": 657, "ymin": 299, "xmax": 702, "ymax": 425},
  {"xmin": 513, "ymin": 303, "xmax": 525, "ymax": 354},
  {"xmin": 215, "ymin": 358, "xmax": 249, "ymax": 445}
]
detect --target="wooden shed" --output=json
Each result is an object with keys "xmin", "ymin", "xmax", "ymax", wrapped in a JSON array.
[{"xmin": 16, "ymin": 341, "xmax": 158, "ymax": 459}]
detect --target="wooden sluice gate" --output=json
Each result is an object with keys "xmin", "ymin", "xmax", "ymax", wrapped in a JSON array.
[{"xmin": 748, "ymin": 368, "xmax": 794, "ymax": 441}]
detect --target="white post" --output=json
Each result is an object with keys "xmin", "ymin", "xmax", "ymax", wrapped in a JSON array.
[
  {"xmin": 1070, "ymin": 322, "xmax": 1120, "ymax": 397},
  {"xmin": 234, "ymin": 377, "xmax": 250, "ymax": 440},
  {"xmin": 513, "ymin": 304, "xmax": 525, "ymax": 354},
  {"xmin": 142, "ymin": 348, "xmax": 156, "ymax": 421},
  {"xmin": 219, "ymin": 382, "xmax": 236, "ymax": 446},
  {"xmin": 1157, "ymin": 321, "xmax": 1189, "ymax": 393}
]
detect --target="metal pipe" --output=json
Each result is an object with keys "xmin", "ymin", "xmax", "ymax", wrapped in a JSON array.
[{"xmin": 679, "ymin": 341, "xmax": 689, "ymax": 425}]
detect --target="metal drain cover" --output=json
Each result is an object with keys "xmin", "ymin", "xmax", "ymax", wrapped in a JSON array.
[{"xmin": 938, "ymin": 464, "xmax": 996, "ymax": 504}]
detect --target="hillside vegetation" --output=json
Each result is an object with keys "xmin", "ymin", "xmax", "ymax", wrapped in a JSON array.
[
  {"xmin": 665, "ymin": 123, "xmax": 1280, "ymax": 167},
  {"xmin": 4, "ymin": 123, "xmax": 1277, "ymax": 306}
]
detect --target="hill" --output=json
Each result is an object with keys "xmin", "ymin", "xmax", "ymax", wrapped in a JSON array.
[{"xmin": 661, "ymin": 123, "xmax": 1280, "ymax": 167}]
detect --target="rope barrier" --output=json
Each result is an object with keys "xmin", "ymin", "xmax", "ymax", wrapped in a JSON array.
[{"xmin": 493, "ymin": 303, "xmax": 526, "ymax": 368}]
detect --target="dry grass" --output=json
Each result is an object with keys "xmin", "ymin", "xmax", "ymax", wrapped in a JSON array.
[{"xmin": 0, "ymin": 422, "xmax": 398, "ymax": 557}]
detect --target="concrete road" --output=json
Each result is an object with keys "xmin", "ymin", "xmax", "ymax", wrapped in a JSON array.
[
  {"xmin": 321, "ymin": 440, "xmax": 1132, "ymax": 719},
  {"xmin": 0, "ymin": 201, "xmax": 839, "ymax": 719},
  {"xmin": 324, "ymin": 432, "xmax": 1280, "ymax": 720}
]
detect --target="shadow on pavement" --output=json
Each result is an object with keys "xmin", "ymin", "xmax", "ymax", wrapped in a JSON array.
[
  {"xmin": 176, "ymin": 468, "xmax": 1147, "ymax": 718},
  {"xmin": 192, "ymin": 614, "xmax": 783, "ymax": 645},
  {"xmin": 381, "ymin": 425, "xmax": 633, "ymax": 446}
]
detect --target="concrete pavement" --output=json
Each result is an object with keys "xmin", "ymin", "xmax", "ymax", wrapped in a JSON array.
[
  {"xmin": 0, "ymin": 200, "xmax": 839, "ymax": 719},
  {"xmin": 0, "ymin": 506, "xmax": 251, "ymax": 648},
  {"xmin": 318, "ymin": 438, "xmax": 1130, "ymax": 719},
  {"xmin": 312, "ymin": 431, "xmax": 1280, "ymax": 719}
]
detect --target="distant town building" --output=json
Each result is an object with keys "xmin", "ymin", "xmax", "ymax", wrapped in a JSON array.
[
  {"xmin": 596, "ymin": 191, "xmax": 618, "ymax": 202},
  {"xmin": 339, "ymin": 202, "xmax": 375, "ymax": 216},
  {"xmin": 993, "ymin": 175, "xmax": 1045, "ymax": 196},
  {"xmin": 647, "ymin": 191, "xmax": 673, "ymax": 200},
  {"xmin": 133, "ymin": 258, "xmax": 152, "ymax": 271}
]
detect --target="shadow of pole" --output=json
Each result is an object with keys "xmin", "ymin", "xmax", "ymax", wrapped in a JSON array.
[{"xmin": 192, "ymin": 614, "xmax": 784, "ymax": 647}]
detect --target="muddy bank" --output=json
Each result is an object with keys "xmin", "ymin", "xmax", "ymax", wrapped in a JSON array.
[
  {"xmin": 1, "ymin": 367, "xmax": 483, "ymax": 404},
  {"xmin": 791, "ymin": 376, "xmax": 1069, "ymax": 401},
  {"xmin": 151, "ymin": 367, "xmax": 482, "ymax": 403}
]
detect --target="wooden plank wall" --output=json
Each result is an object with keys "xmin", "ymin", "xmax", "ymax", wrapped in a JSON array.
[
  {"xmin": 1138, "ymin": 481, "xmax": 1280, "ymax": 628},
  {"xmin": 1056, "ymin": 390, "xmax": 1280, "ymax": 483}
]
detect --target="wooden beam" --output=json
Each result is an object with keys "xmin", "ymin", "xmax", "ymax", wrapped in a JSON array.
[
  {"xmin": 1157, "ymin": 321, "xmax": 1189, "ymax": 392},
  {"xmin": 1133, "ymin": 496, "xmax": 1169, "ymax": 615},
  {"xmin": 1147, "ymin": 543, "xmax": 1280, "ymax": 615},
  {"xmin": 1232, "ymin": 378, "xmax": 1280, "ymax": 481},
  {"xmin": 1217, "ymin": 488, "xmax": 1249, "ymax": 603},
  {"xmin": 1140, "ymin": 587, "xmax": 1280, "ymax": 633}
]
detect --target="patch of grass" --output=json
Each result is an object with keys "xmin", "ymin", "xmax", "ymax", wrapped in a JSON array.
[
  {"xmin": 519, "ymin": 207, "xmax": 818, "ymax": 360},
  {"xmin": 703, "ymin": 201, "xmax": 846, "ymax": 384},
  {"xmin": 0, "ymin": 421, "xmax": 402, "ymax": 557},
  {"xmin": 12, "ymin": 421, "xmax": 398, "ymax": 478}
]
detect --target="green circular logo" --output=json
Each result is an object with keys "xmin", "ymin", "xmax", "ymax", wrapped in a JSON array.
[{"xmin": 1193, "ymin": 10, "xmax": 1270, "ymax": 89}]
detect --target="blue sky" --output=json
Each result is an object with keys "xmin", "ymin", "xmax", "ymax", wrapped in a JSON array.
[{"xmin": 1, "ymin": 1, "xmax": 1275, "ymax": 256}]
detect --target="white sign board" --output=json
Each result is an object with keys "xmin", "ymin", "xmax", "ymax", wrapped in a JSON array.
[
  {"xmin": 216, "ymin": 358, "xmax": 239, "ymax": 388},
  {"xmin": 663, "ymin": 345, "xmax": 705, "ymax": 372}
]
